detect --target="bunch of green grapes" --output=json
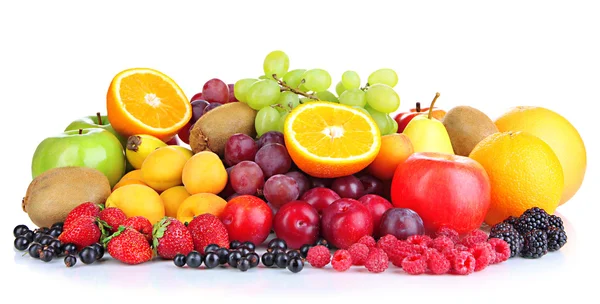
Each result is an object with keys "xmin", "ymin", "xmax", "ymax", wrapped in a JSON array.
[{"xmin": 234, "ymin": 50, "xmax": 401, "ymax": 137}]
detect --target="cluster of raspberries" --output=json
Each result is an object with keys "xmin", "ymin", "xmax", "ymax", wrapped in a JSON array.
[{"xmin": 305, "ymin": 228, "xmax": 511, "ymax": 275}]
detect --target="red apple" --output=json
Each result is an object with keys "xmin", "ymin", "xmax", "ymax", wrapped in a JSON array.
[
  {"xmin": 273, "ymin": 201, "xmax": 320, "ymax": 249},
  {"xmin": 391, "ymin": 152, "xmax": 491, "ymax": 235},
  {"xmin": 358, "ymin": 194, "xmax": 393, "ymax": 238},
  {"xmin": 220, "ymin": 195, "xmax": 273, "ymax": 245},
  {"xmin": 394, "ymin": 102, "xmax": 446, "ymax": 133},
  {"xmin": 321, "ymin": 198, "xmax": 373, "ymax": 249}
]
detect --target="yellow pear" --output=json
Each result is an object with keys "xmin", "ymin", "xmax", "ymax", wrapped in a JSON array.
[{"xmin": 402, "ymin": 93, "xmax": 455, "ymax": 154}]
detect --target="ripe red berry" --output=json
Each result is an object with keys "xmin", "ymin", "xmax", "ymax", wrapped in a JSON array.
[
  {"xmin": 488, "ymin": 238, "xmax": 511, "ymax": 264},
  {"xmin": 364, "ymin": 247, "xmax": 388, "ymax": 273},
  {"xmin": 451, "ymin": 251, "xmax": 476, "ymax": 275},
  {"xmin": 432, "ymin": 236, "xmax": 455, "ymax": 252},
  {"xmin": 356, "ymin": 235, "xmax": 376, "ymax": 248},
  {"xmin": 348, "ymin": 243, "xmax": 369, "ymax": 266},
  {"xmin": 427, "ymin": 250, "xmax": 451, "ymax": 274},
  {"xmin": 434, "ymin": 227, "xmax": 459, "ymax": 244},
  {"xmin": 401, "ymin": 254, "xmax": 427, "ymax": 275},
  {"xmin": 331, "ymin": 250, "xmax": 352, "ymax": 272},
  {"xmin": 469, "ymin": 242, "xmax": 493, "ymax": 272},
  {"xmin": 306, "ymin": 245, "xmax": 331, "ymax": 268},
  {"xmin": 376, "ymin": 234, "xmax": 398, "ymax": 256}
]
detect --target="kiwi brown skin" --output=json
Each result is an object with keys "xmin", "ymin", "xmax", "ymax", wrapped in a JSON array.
[
  {"xmin": 23, "ymin": 166, "xmax": 111, "ymax": 228},
  {"xmin": 189, "ymin": 102, "xmax": 257, "ymax": 157},
  {"xmin": 442, "ymin": 105, "xmax": 500, "ymax": 156}
]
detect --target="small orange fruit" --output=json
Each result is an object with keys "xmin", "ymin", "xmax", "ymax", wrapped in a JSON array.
[
  {"xmin": 112, "ymin": 169, "xmax": 146, "ymax": 191},
  {"xmin": 182, "ymin": 151, "xmax": 227, "ymax": 195},
  {"xmin": 160, "ymin": 186, "xmax": 191, "ymax": 218},
  {"xmin": 141, "ymin": 146, "xmax": 187, "ymax": 192},
  {"xmin": 107, "ymin": 68, "xmax": 192, "ymax": 142},
  {"xmin": 105, "ymin": 184, "xmax": 165, "ymax": 224},
  {"xmin": 367, "ymin": 133, "xmax": 414, "ymax": 180},
  {"xmin": 469, "ymin": 131, "xmax": 564, "ymax": 226},
  {"xmin": 177, "ymin": 193, "xmax": 228, "ymax": 224},
  {"xmin": 284, "ymin": 102, "xmax": 381, "ymax": 178}
]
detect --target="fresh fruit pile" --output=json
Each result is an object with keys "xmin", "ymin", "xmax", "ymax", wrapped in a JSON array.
[{"xmin": 15, "ymin": 50, "xmax": 585, "ymax": 276}]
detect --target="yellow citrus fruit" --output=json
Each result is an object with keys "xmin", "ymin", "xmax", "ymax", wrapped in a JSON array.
[
  {"xmin": 494, "ymin": 106, "xmax": 586, "ymax": 205},
  {"xmin": 284, "ymin": 102, "xmax": 381, "ymax": 178},
  {"xmin": 176, "ymin": 193, "xmax": 227, "ymax": 224},
  {"xmin": 141, "ymin": 146, "xmax": 187, "ymax": 192},
  {"xmin": 160, "ymin": 186, "xmax": 191, "ymax": 218},
  {"xmin": 469, "ymin": 131, "xmax": 564, "ymax": 226},
  {"xmin": 105, "ymin": 184, "xmax": 165, "ymax": 224},
  {"xmin": 182, "ymin": 151, "xmax": 227, "ymax": 195}
]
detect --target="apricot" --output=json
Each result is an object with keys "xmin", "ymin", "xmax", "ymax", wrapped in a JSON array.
[
  {"xmin": 170, "ymin": 146, "xmax": 194, "ymax": 160},
  {"xmin": 160, "ymin": 186, "xmax": 191, "ymax": 218},
  {"xmin": 141, "ymin": 146, "xmax": 188, "ymax": 192},
  {"xmin": 367, "ymin": 133, "xmax": 414, "ymax": 180},
  {"xmin": 105, "ymin": 184, "xmax": 165, "ymax": 224},
  {"xmin": 177, "ymin": 193, "xmax": 227, "ymax": 224},
  {"xmin": 182, "ymin": 151, "xmax": 227, "ymax": 195}
]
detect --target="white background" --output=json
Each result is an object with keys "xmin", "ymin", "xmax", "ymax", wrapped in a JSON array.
[{"xmin": 1, "ymin": 0, "xmax": 599, "ymax": 303}]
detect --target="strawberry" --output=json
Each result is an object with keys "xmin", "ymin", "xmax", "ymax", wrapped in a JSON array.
[
  {"xmin": 105, "ymin": 226, "xmax": 153, "ymax": 265},
  {"xmin": 153, "ymin": 217, "xmax": 194, "ymax": 259},
  {"xmin": 63, "ymin": 202, "xmax": 102, "ymax": 231},
  {"xmin": 187, "ymin": 214, "xmax": 229, "ymax": 254},
  {"xmin": 58, "ymin": 216, "xmax": 101, "ymax": 250},
  {"xmin": 98, "ymin": 207, "xmax": 127, "ymax": 233},
  {"xmin": 122, "ymin": 216, "xmax": 153, "ymax": 242}
]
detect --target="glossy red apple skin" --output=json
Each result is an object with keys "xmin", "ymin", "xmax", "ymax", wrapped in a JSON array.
[
  {"xmin": 321, "ymin": 198, "xmax": 374, "ymax": 249},
  {"xmin": 273, "ymin": 200, "xmax": 320, "ymax": 249},
  {"xmin": 220, "ymin": 195, "xmax": 273, "ymax": 245},
  {"xmin": 391, "ymin": 152, "xmax": 491, "ymax": 235},
  {"xmin": 358, "ymin": 194, "xmax": 393, "ymax": 238}
]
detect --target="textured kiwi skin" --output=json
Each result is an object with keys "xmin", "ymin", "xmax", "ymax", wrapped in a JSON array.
[
  {"xmin": 23, "ymin": 167, "xmax": 111, "ymax": 228},
  {"xmin": 189, "ymin": 102, "xmax": 257, "ymax": 157},
  {"xmin": 442, "ymin": 106, "xmax": 499, "ymax": 156}
]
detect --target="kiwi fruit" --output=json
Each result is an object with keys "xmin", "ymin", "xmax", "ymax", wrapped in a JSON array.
[
  {"xmin": 23, "ymin": 166, "xmax": 111, "ymax": 228},
  {"xmin": 189, "ymin": 102, "xmax": 257, "ymax": 156},
  {"xmin": 442, "ymin": 105, "xmax": 499, "ymax": 156}
]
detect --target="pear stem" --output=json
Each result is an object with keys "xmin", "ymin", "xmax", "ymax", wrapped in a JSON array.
[
  {"xmin": 96, "ymin": 112, "xmax": 103, "ymax": 125},
  {"xmin": 78, "ymin": 129, "xmax": 83, "ymax": 135},
  {"xmin": 428, "ymin": 93, "xmax": 440, "ymax": 119},
  {"xmin": 416, "ymin": 102, "xmax": 421, "ymax": 112}
]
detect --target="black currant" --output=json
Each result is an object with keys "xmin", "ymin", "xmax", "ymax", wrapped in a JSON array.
[
  {"xmin": 48, "ymin": 240, "xmax": 62, "ymax": 254},
  {"xmin": 13, "ymin": 225, "xmax": 29, "ymax": 238},
  {"xmin": 247, "ymin": 252, "xmax": 259, "ymax": 268},
  {"xmin": 79, "ymin": 247, "xmax": 97, "ymax": 264},
  {"xmin": 64, "ymin": 255, "xmax": 77, "ymax": 267},
  {"xmin": 227, "ymin": 251, "xmax": 242, "ymax": 268},
  {"xmin": 240, "ymin": 248, "xmax": 251, "ymax": 257},
  {"xmin": 28, "ymin": 243, "xmax": 43, "ymax": 259},
  {"xmin": 62, "ymin": 243, "xmax": 77, "ymax": 255},
  {"xmin": 204, "ymin": 252, "xmax": 220, "ymax": 269},
  {"xmin": 241, "ymin": 241, "xmax": 255, "ymax": 252},
  {"xmin": 216, "ymin": 248, "xmax": 229, "ymax": 265},
  {"xmin": 40, "ymin": 249, "xmax": 54, "ymax": 262},
  {"xmin": 268, "ymin": 238, "xmax": 287, "ymax": 251},
  {"xmin": 204, "ymin": 244, "xmax": 220, "ymax": 254},
  {"xmin": 271, "ymin": 248, "xmax": 285, "ymax": 255},
  {"xmin": 238, "ymin": 257, "xmax": 250, "ymax": 272},
  {"xmin": 14, "ymin": 237, "xmax": 30, "ymax": 251},
  {"xmin": 315, "ymin": 238, "xmax": 330, "ymax": 249},
  {"xmin": 229, "ymin": 240, "xmax": 242, "ymax": 250},
  {"xmin": 287, "ymin": 257, "xmax": 304, "ymax": 273},
  {"xmin": 261, "ymin": 252, "xmax": 275, "ymax": 267},
  {"xmin": 275, "ymin": 252, "xmax": 288, "ymax": 268},
  {"xmin": 92, "ymin": 243, "xmax": 105, "ymax": 260},
  {"xmin": 39, "ymin": 236, "xmax": 53, "ymax": 246},
  {"xmin": 33, "ymin": 231, "xmax": 45, "ymax": 243},
  {"xmin": 22, "ymin": 231, "xmax": 34, "ymax": 242},
  {"xmin": 173, "ymin": 254, "xmax": 186, "ymax": 267},
  {"xmin": 36, "ymin": 227, "xmax": 50, "ymax": 235},
  {"xmin": 300, "ymin": 244, "xmax": 311, "ymax": 258},
  {"xmin": 51, "ymin": 222, "xmax": 64, "ymax": 230},
  {"xmin": 287, "ymin": 250, "xmax": 301, "ymax": 259},
  {"xmin": 186, "ymin": 251, "xmax": 203, "ymax": 268},
  {"xmin": 49, "ymin": 228, "xmax": 62, "ymax": 238}
]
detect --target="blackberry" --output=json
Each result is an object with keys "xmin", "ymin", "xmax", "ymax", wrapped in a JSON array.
[
  {"xmin": 546, "ymin": 227, "xmax": 567, "ymax": 251},
  {"xmin": 489, "ymin": 228, "xmax": 524, "ymax": 258},
  {"xmin": 490, "ymin": 222, "xmax": 514, "ymax": 234},
  {"xmin": 548, "ymin": 215, "xmax": 564, "ymax": 230},
  {"xmin": 520, "ymin": 229, "xmax": 548, "ymax": 259},
  {"xmin": 502, "ymin": 216, "xmax": 519, "ymax": 226},
  {"xmin": 515, "ymin": 207, "xmax": 549, "ymax": 233}
]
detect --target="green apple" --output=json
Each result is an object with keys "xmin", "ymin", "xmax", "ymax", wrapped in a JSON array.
[
  {"xmin": 32, "ymin": 128, "xmax": 126, "ymax": 187},
  {"xmin": 65, "ymin": 113, "xmax": 127, "ymax": 149}
]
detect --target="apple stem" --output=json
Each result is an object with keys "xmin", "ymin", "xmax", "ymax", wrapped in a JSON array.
[
  {"xmin": 96, "ymin": 112, "xmax": 103, "ymax": 125},
  {"xmin": 78, "ymin": 129, "xmax": 83, "ymax": 135},
  {"xmin": 416, "ymin": 102, "xmax": 421, "ymax": 112},
  {"xmin": 428, "ymin": 93, "xmax": 440, "ymax": 119}
]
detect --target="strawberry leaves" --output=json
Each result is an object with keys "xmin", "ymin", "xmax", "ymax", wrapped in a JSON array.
[{"xmin": 152, "ymin": 217, "xmax": 171, "ymax": 249}]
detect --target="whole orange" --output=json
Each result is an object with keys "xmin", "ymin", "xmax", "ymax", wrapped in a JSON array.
[{"xmin": 367, "ymin": 133, "xmax": 414, "ymax": 180}]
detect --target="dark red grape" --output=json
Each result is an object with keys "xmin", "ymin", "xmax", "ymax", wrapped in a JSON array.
[
  {"xmin": 225, "ymin": 134, "xmax": 259, "ymax": 166},
  {"xmin": 300, "ymin": 187, "xmax": 340, "ymax": 214},
  {"xmin": 229, "ymin": 161, "xmax": 265, "ymax": 195},
  {"xmin": 202, "ymin": 78, "xmax": 229, "ymax": 103},
  {"xmin": 191, "ymin": 99, "xmax": 209, "ymax": 123},
  {"xmin": 379, "ymin": 208, "xmax": 425, "ymax": 240},
  {"xmin": 177, "ymin": 122, "xmax": 192, "ymax": 144},
  {"xmin": 264, "ymin": 175, "xmax": 300, "ymax": 208},
  {"xmin": 202, "ymin": 102, "xmax": 222, "ymax": 116},
  {"xmin": 227, "ymin": 84, "xmax": 238, "ymax": 103},
  {"xmin": 359, "ymin": 175, "xmax": 384, "ymax": 196},
  {"xmin": 310, "ymin": 177, "xmax": 333, "ymax": 188},
  {"xmin": 190, "ymin": 92, "xmax": 203, "ymax": 102},
  {"xmin": 254, "ymin": 143, "xmax": 291, "ymax": 178},
  {"xmin": 331, "ymin": 175, "xmax": 365, "ymax": 199},
  {"xmin": 219, "ymin": 167, "xmax": 235, "ymax": 199},
  {"xmin": 284, "ymin": 171, "xmax": 310, "ymax": 196},
  {"xmin": 257, "ymin": 131, "xmax": 285, "ymax": 149}
]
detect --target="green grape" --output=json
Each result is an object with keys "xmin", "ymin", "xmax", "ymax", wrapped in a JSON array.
[
  {"xmin": 339, "ymin": 88, "xmax": 366, "ymax": 107},
  {"xmin": 277, "ymin": 112, "xmax": 289, "ymax": 133},
  {"xmin": 365, "ymin": 105, "xmax": 391, "ymax": 135},
  {"xmin": 258, "ymin": 75, "xmax": 273, "ymax": 80},
  {"xmin": 263, "ymin": 50, "xmax": 290, "ymax": 79},
  {"xmin": 246, "ymin": 79, "xmax": 281, "ymax": 110},
  {"xmin": 275, "ymin": 91, "xmax": 300, "ymax": 113},
  {"xmin": 316, "ymin": 91, "xmax": 338, "ymax": 102},
  {"xmin": 335, "ymin": 81, "xmax": 347, "ymax": 96},
  {"xmin": 233, "ymin": 78, "xmax": 258, "ymax": 103},
  {"xmin": 283, "ymin": 69, "xmax": 306, "ymax": 89},
  {"xmin": 389, "ymin": 116, "xmax": 399, "ymax": 134},
  {"xmin": 341, "ymin": 71, "xmax": 361, "ymax": 90},
  {"xmin": 255, "ymin": 106, "xmax": 281, "ymax": 137},
  {"xmin": 365, "ymin": 84, "xmax": 400, "ymax": 113},
  {"xmin": 368, "ymin": 68, "xmax": 398, "ymax": 87},
  {"xmin": 302, "ymin": 69, "xmax": 331, "ymax": 92},
  {"xmin": 352, "ymin": 106, "xmax": 370, "ymax": 116}
]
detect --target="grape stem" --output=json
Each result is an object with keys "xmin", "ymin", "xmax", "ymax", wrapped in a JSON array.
[
  {"xmin": 272, "ymin": 74, "xmax": 318, "ymax": 101},
  {"xmin": 428, "ymin": 93, "xmax": 441, "ymax": 119},
  {"xmin": 360, "ymin": 83, "xmax": 370, "ymax": 91}
]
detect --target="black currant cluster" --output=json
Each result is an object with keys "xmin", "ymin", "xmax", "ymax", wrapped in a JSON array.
[
  {"xmin": 261, "ymin": 238, "xmax": 304, "ymax": 273},
  {"xmin": 13, "ymin": 223, "xmax": 104, "ymax": 267},
  {"xmin": 173, "ymin": 240, "xmax": 259, "ymax": 272}
]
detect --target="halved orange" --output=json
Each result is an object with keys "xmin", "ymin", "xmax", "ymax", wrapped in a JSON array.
[
  {"xmin": 107, "ymin": 68, "xmax": 192, "ymax": 142},
  {"xmin": 284, "ymin": 102, "xmax": 381, "ymax": 178}
]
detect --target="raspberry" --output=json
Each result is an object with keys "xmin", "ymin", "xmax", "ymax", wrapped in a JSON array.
[
  {"xmin": 377, "ymin": 234, "xmax": 398, "ymax": 256},
  {"xmin": 435, "ymin": 227, "xmax": 459, "ymax": 244},
  {"xmin": 469, "ymin": 242, "xmax": 493, "ymax": 271},
  {"xmin": 443, "ymin": 248, "xmax": 459, "ymax": 261},
  {"xmin": 401, "ymin": 254, "xmax": 427, "ymax": 275},
  {"xmin": 306, "ymin": 245, "xmax": 331, "ymax": 268},
  {"xmin": 454, "ymin": 244, "xmax": 469, "ymax": 251},
  {"xmin": 364, "ymin": 248, "xmax": 388, "ymax": 273},
  {"xmin": 331, "ymin": 250, "xmax": 352, "ymax": 272},
  {"xmin": 427, "ymin": 250, "xmax": 451, "ymax": 275},
  {"xmin": 388, "ymin": 241, "xmax": 413, "ymax": 267},
  {"xmin": 348, "ymin": 243, "xmax": 369, "ymax": 266},
  {"xmin": 460, "ymin": 229, "xmax": 488, "ymax": 248},
  {"xmin": 451, "ymin": 251, "xmax": 476, "ymax": 275},
  {"xmin": 357, "ymin": 235, "xmax": 377, "ymax": 248},
  {"xmin": 407, "ymin": 235, "xmax": 433, "ymax": 248},
  {"xmin": 432, "ymin": 236, "xmax": 454, "ymax": 252},
  {"xmin": 488, "ymin": 238, "xmax": 511, "ymax": 264}
]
